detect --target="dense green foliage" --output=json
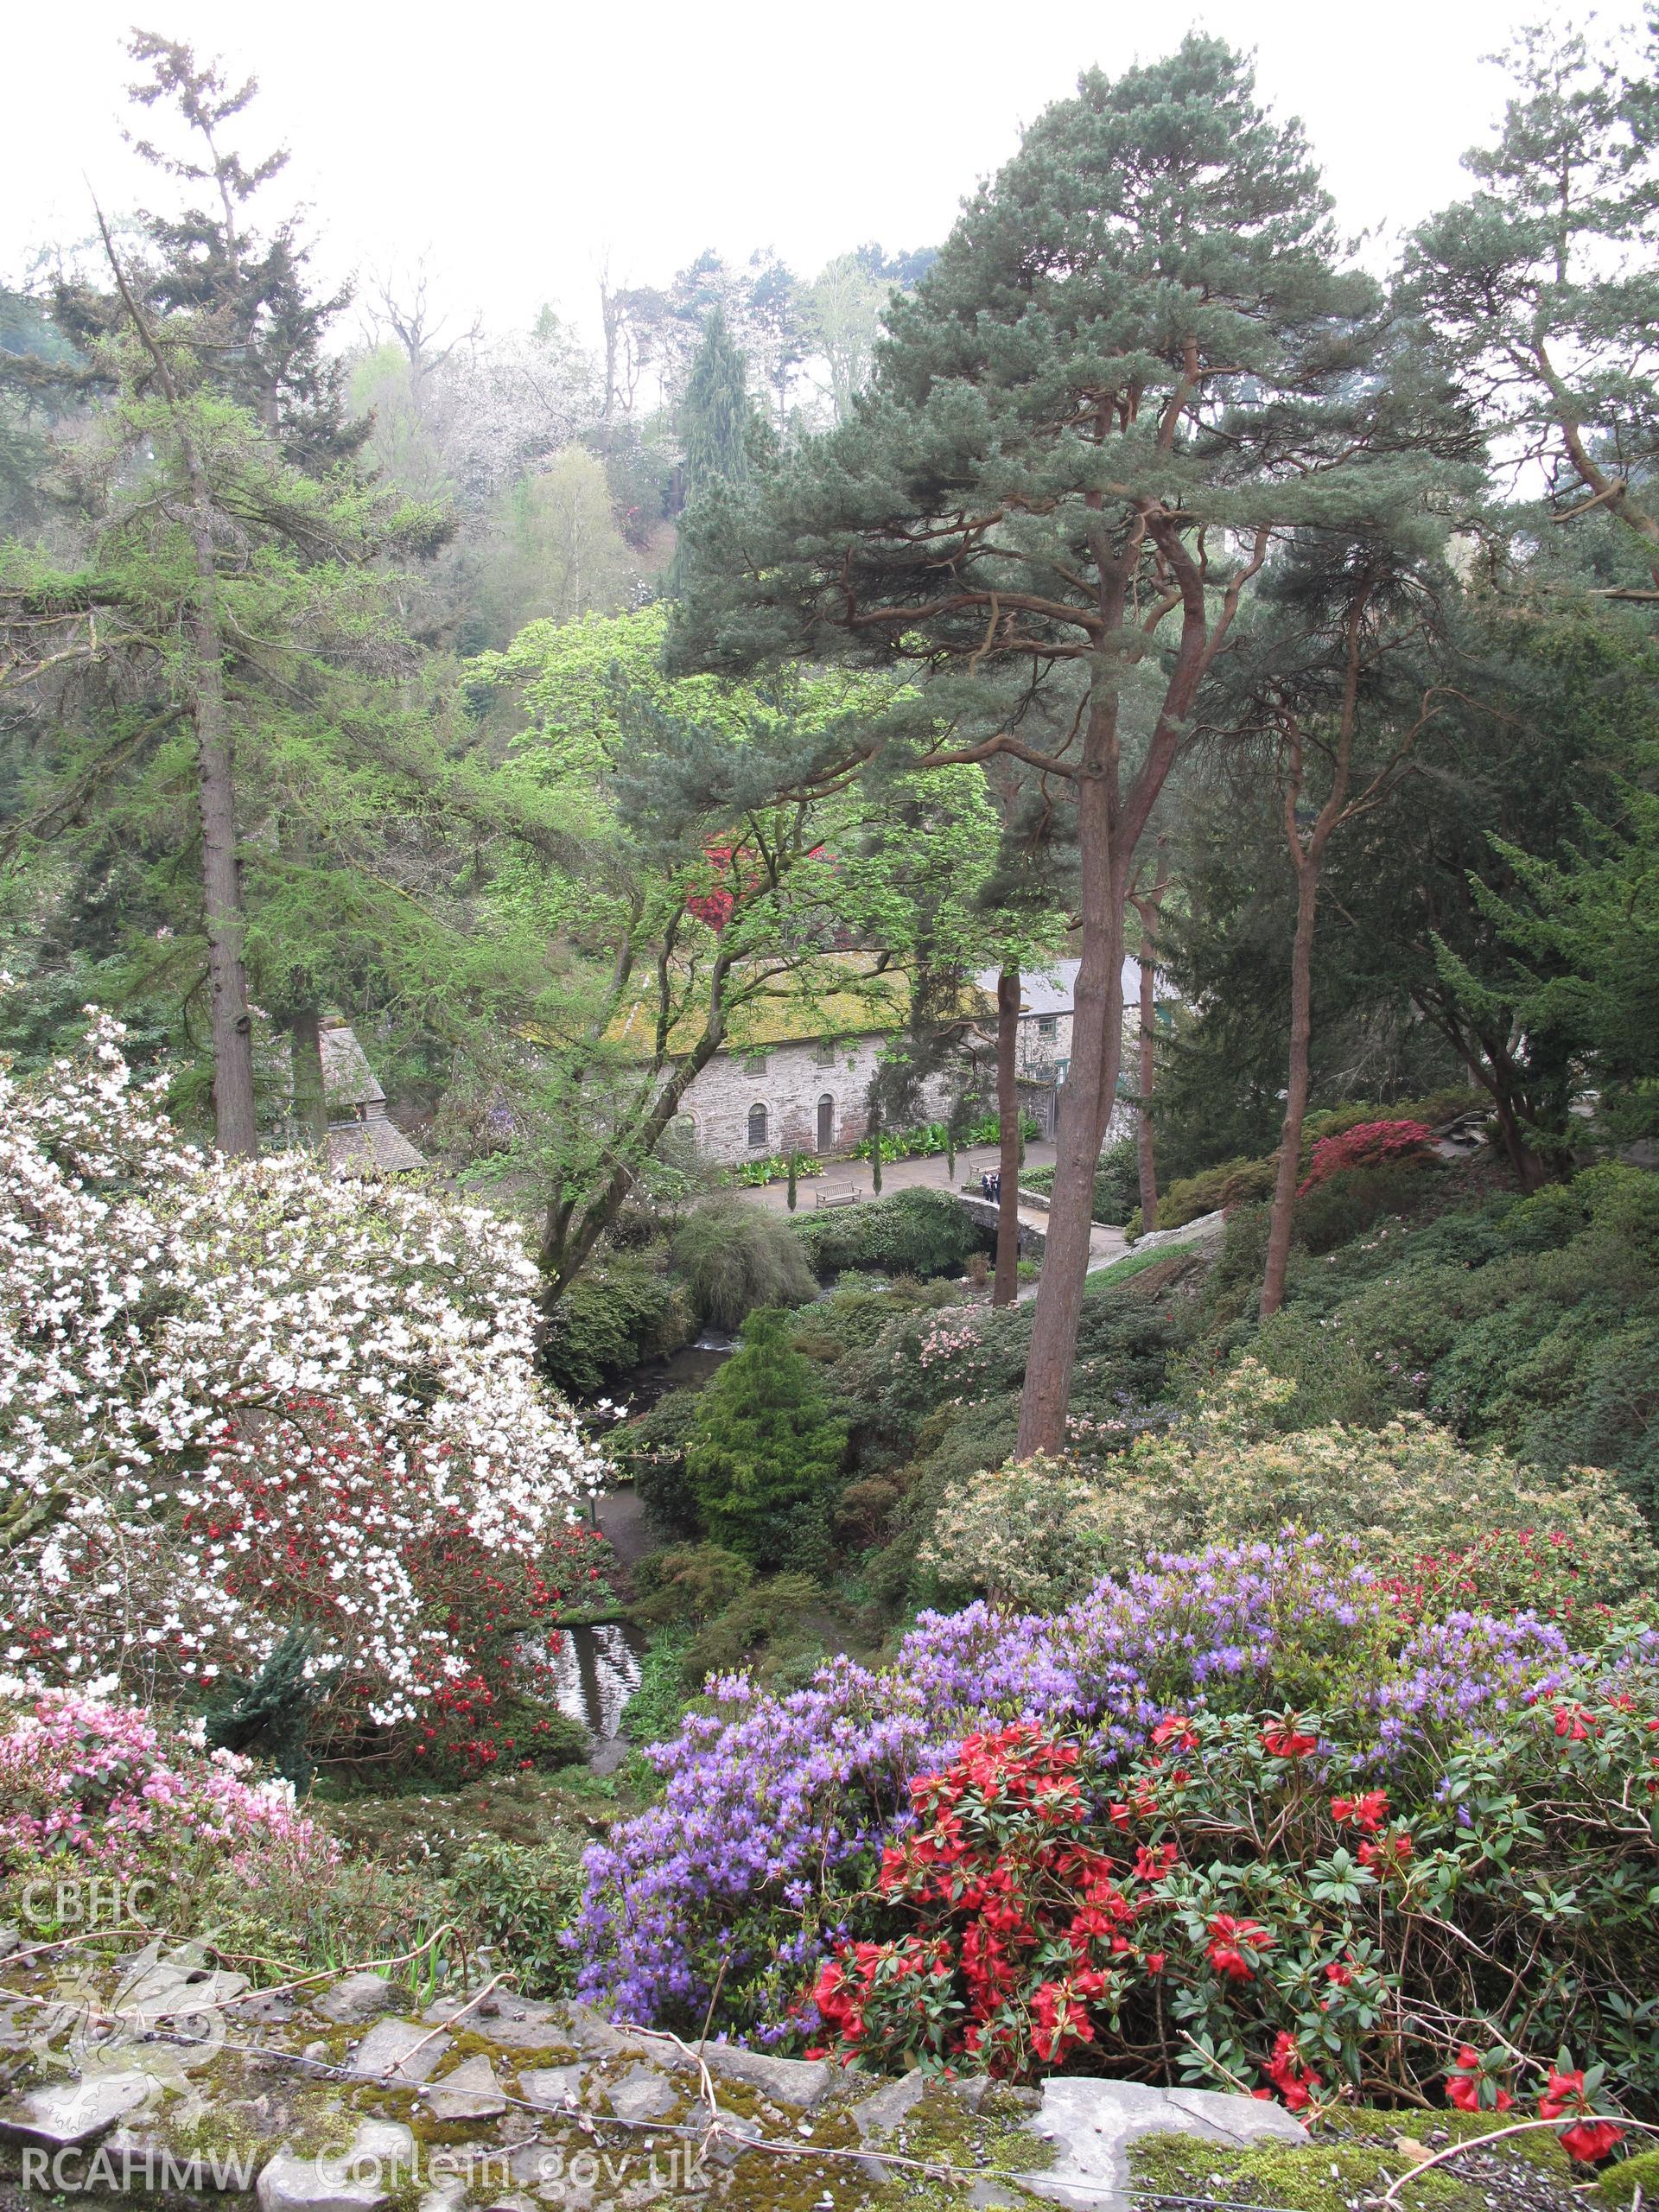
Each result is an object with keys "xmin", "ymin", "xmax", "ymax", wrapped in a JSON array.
[
  {"xmin": 670, "ymin": 1196, "xmax": 817, "ymax": 1329},
  {"xmin": 793, "ymin": 1185, "xmax": 989, "ymax": 1279},
  {"xmin": 683, "ymin": 1308, "xmax": 849, "ymax": 1565},
  {"xmin": 542, "ymin": 1248, "xmax": 694, "ymax": 1396},
  {"xmin": 1245, "ymin": 1162, "xmax": 1659, "ymax": 1510}
]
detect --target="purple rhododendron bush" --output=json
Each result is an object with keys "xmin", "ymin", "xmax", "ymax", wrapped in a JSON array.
[
  {"xmin": 0, "ymin": 1017, "xmax": 606, "ymax": 1771},
  {"xmin": 576, "ymin": 1535, "xmax": 1659, "ymax": 2128}
]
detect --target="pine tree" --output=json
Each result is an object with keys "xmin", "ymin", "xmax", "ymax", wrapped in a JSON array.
[
  {"xmin": 1408, "ymin": 17, "xmax": 1659, "ymax": 604},
  {"xmin": 671, "ymin": 37, "xmax": 1468, "ymax": 1450}
]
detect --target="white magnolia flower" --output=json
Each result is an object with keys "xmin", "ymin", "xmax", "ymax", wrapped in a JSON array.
[{"xmin": 0, "ymin": 1016, "xmax": 605, "ymax": 1743}]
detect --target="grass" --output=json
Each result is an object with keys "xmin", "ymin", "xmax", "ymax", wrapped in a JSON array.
[{"xmin": 1084, "ymin": 1243, "xmax": 1188, "ymax": 1294}]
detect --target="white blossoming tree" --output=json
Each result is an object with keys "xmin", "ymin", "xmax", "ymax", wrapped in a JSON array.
[{"xmin": 0, "ymin": 1011, "xmax": 607, "ymax": 1770}]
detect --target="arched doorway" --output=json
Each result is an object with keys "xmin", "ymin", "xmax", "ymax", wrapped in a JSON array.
[
  {"xmin": 817, "ymin": 1093, "xmax": 835, "ymax": 1154},
  {"xmin": 747, "ymin": 1102, "xmax": 769, "ymax": 1150}
]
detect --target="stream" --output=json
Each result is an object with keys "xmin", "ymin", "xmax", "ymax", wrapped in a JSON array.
[
  {"xmin": 604, "ymin": 1326, "xmax": 738, "ymax": 1417},
  {"xmin": 550, "ymin": 1329, "xmax": 736, "ymax": 1753}
]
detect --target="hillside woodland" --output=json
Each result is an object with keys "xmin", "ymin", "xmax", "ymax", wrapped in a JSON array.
[{"xmin": 2, "ymin": 20, "xmax": 1658, "ymax": 2209}]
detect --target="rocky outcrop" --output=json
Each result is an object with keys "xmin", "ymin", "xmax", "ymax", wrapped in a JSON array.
[{"xmin": 0, "ymin": 1952, "xmax": 1453, "ymax": 2212}]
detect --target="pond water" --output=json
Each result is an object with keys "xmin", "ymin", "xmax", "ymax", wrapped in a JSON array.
[{"xmin": 548, "ymin": 1619, "xmax": 648, "ymax": 1743}]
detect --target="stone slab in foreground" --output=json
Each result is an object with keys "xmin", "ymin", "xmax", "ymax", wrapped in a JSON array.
[{"xmin": 1024, "ymin": 2077, "xmax": 1309, "ymax": 2211}]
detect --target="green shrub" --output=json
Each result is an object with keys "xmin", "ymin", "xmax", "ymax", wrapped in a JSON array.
[
  {"xmin": 924, "ymin": 1358, "xmax": 1657, "ymax": 1612},
  {"xmin": 793, "ymin": 1185, "xmax": 988, "ymax": 1280},
  {"xmin": 1254, "ymin": 1161, "xmax": 1659, "ymax": 1496},
  {"xmin": 1292, "ymin": 1158, "xmax": 1440, "ymax": 1253},
  {"xmin": 1127, "ymin": 1151, "xmax": 1279, "ymax": 1239},
  {"xmin": 1132, "ymin": 1090, "xmax": 1483, "ymax": 1241},
  {"xmin": 731, "ymin": 1151, "xmax": 824, "ymax": 1187},
  {"xmin": 1246, "ymin": 1305, "xmax": 1412, "ymax": 1427},
  {"xmin": 1025, "ymin": 1135, "xmax": 1141, "ymax": 1225},
  {"xmin": 607, "ymin": 1389, "xmax": 703, "ymax": 1538},
  {"xmin": 630, "ymin": 1543, "xmax": 754, "ymax": 1624},
  {"xmin": 544, "ymin": 1249, "xmax": 694, "ymax": 1396},
  {"xmin": 448, "ymin": 1833, "xmax": 585, "ymax": 1996},
  {"xmin": 920, "ymin": 1452, "xmax": 1120, "ymax": 1608},
  {"xmin": 671, "ymin": 1197, "xmax": 818, "ymax": 1329},
  {"xmin": 1302, "ymin": 1087, "xmax": 1484, "ymax": 1146},
  {"xmin": 620, "ymin": 1625, "xmax": 696, "ymax": 1752},
  {"xmin": 684, "ymin": 1311, "xmax": 848, "ymax": 1565},
  {"xmin": 685, "ymin": 1571, "xmax": 828, "ymax": 1680}
]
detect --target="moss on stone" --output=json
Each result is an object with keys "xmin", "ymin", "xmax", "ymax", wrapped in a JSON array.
[
  {"xmin": 1329, "ymin": 2107, "xmax": 1570, "ymax": 2178},
  {"xmin": 1128, "ymin": 2110, "xmax": 1581, "ymax": 2212},
  {"xmin": 1596, "ymin": 2148, "xmax": 1659, "ymax": 2209}
]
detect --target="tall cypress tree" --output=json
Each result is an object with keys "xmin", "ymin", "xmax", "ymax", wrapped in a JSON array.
[
  {"xmin": 668, "ymin": 308, "xmax": 753, "ymax": 595},
  {"xmin": 671, "ymin": 36, "xmax": 1470, "ymax": 1451}
]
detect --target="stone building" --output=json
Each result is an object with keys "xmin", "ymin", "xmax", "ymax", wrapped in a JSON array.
[
  {"xmin": 975, "ymin": 957, "xmax": 1171, "ymax": 1145},
  {"xmin": 670, "ymin": 953, "xmax": 1172, "ymax": 1167},
  {"xmin": 656, "ymin": 967, "xmax": 952, "ymax": 1166},
  {"xmin": 319, "ymin": 1021, "xmax": 426, "ymax": 1179}
]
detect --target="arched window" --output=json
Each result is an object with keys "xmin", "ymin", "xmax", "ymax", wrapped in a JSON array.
[{"xmin": 747, "ymin": 1102, "xmax": 768, "ymax": 1150}]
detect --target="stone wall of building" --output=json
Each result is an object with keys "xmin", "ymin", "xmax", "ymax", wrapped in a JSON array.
[
  {"xmin": 678, "ymin": 999, "xmax": 1141, "ymax": 1167},
  {"xmin": 678, "ymin": 1034, "xmax": 957, "ymax": 1165}
]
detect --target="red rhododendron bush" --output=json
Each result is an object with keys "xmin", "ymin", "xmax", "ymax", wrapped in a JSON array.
[
  {"xmin": 0, "ymin": 1016, "xmax": 605, "ymax": 1766},
  {"xmin": 1299, "ymin": 1119, "xmax": 1438, "ymax": 1195},
  {"xmin": 805, "ymin": 1695, "xmax": 1658, "ymax": 2153}
]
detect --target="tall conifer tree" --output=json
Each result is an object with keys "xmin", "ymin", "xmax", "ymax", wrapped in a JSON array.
[
  {"xmin": 671, "ymin": 37, "xmax": 1465, "ymax": 1449},
  {"xmin": 668, "ymin": 307, "xmax": 753, "ymax": 595}
]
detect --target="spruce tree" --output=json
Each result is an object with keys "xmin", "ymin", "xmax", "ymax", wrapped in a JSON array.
[
  {"xmin": 672, "ymin": 37, "xmax": 1466, "ymax": 1450},
  {"xmin": 684, "ymin": 1308, "xmax": 846, "ymax": 1566},
  {"xmin": 668, "ymin": 307, "xmax": 753, "ymax": 596}
]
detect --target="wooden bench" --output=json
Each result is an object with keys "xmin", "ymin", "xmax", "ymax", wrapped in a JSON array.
[{"xmin": 814, "ymin": 1188, "xmax": 861, "ymax": 1209}]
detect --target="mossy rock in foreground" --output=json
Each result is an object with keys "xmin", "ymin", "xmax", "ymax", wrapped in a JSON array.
[
  {"xmin": 1128, "ymin": 2109, "xmax": 1579, "ymax": 2212},
  {"xmin": 1596, "ymin": 2147, "xmax": 1659, "ymax": 2209}
]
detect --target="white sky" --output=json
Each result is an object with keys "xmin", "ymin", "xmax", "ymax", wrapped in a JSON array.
[{"xmin": 5, "ymin": 0, "xmax": 1578, "ymax": 345}]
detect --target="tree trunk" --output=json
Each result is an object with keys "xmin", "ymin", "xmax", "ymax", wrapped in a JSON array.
[
  {"xmin": 188, "ymin": 523, "xmax": 257, "ymax": 1158},
  {"xmin": 540, "ymin": 1007, "xmax": 730, "ymax": 1306},
  {"xmin": 1133, "ymin": 865, "xmax": 1166, "ymax": 1234},
  {"xmin": 1017, "ymin": 766, "xmax": 1123, "ymax": 1455},
  {"xmin": 1014, "ymin": 525, "xmax": 1256, "ymax": 1455},
  {"xmin": 290, "ymin": 1008, "xmax": 327, "ymax": 1152},
  {"xmin": 92, "ymin": 207, "xmax": 257, "ymax": 1156},
  {"xmin": 994, "ymin": 967, "xmax": 1020, "ymax": 1306},
  {"xmin": 1135, "ymin": 939, "xmax": 1159, "ymax": 1232},
  {"xmin": 1472, "ymin": 1041, "xmax": 1552, "ymax": 1192},
  {"xmin": 1260, "ymin": 861, "xmax": 1320, "ymax": 1319}
]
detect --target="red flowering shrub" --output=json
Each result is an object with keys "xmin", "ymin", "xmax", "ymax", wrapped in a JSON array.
[
  {"xmin": 1446, "ymin": 2043, "xmax": 1513, "ymax": 2113},
  {"xmin": 1538, "ymin": 2061, "xmax": 1626, "ymax": 2164},
  {"xmin": 1299, "ymin": 1119, "xmax": 1437, "ymax": 1196},
  {"xmin": 800, "ymin": 1695, "xmax": 1659, "ymax": 2127}
]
